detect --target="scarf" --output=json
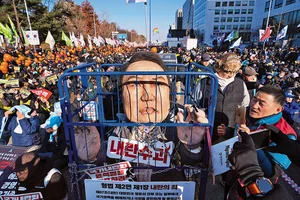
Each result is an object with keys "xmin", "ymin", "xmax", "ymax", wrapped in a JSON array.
[
  {"xmin": 18, "ymin": 158, "xmax": 52, "ymax": 192},
  {"xmin": 246, "ymin": 109, "xmax": 282, "ymax": 130},
  {"xmin": 215, "ymin": 73, "xmax": 235, "ymax": 92}
]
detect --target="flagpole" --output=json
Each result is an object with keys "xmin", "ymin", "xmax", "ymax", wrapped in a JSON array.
[
  {"xmin": 24, "ymin": 0, "xmax": 35, "ymax": 52},
  {"xmin": 263, "ymin": 0, "xmax": 272, "ymax": 49},
  {"xmin": 149, "ymin": 0, "xmax": 151, "ymax": 46},
  {"xmin": 144, "ymin": 2, "xmax": 148, "ymax": 48}
]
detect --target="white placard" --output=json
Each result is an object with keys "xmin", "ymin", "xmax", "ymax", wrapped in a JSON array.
[
  {"xmin": 25, "ymin": 30, "xmax": 40, "ymax": 45},
  {"xmin": 81, "ymin": 101, "xmax": 99, "ymax": 121},
  {"xmin": 84, "ymin": 180, "xmax": 195, "ymax": 200},
  {"xmin": 84, "ymin": 161, "xmax": 131, "ymax": 181},
  {"xmin": 107, "ymin": 136, "xmax": 174, "ymax": 167},
  {"xmin": 211, "ymin": 136, "xmax": 239, "ymax": 175}
]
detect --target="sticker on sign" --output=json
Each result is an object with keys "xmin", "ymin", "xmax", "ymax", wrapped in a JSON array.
[{"xmin": 84, "ymin": 161, "xmax": 131, "ymax": 181}]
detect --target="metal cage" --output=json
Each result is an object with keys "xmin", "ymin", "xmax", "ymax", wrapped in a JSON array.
[{"xmin": 58, "ymin": 61, "xmax": 218, "ymax": 200}]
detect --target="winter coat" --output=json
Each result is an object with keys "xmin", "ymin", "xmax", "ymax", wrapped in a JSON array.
[
  {"xmin": 16, "ymin": 158, "xmax": 67, "ymax": 200},
  {"xmin": 246, "ymin": 111, "xmax": 297, "ymax": 178},
  {"xmin": 283, "ymin": 101, "xmax": 300, "ymax": 125},
  {"xmin": 194, "ymin": 77, "xmax": 250, "ymax": 143},
  {"xmin": 8, "ymin": 116, "xmax": 41, "ymax": 147}
]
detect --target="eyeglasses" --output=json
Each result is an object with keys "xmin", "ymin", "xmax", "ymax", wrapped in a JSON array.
[{"xmin": 16, "ymin": 168, "xmax": 28, "ymax": 175}]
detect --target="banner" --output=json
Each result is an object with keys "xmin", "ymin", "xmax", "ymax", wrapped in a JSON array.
[
  {"xmin": 88, "ymin": 35, "xmax": 92, "ymax": 49},
  {"xmin": 126, "ymin": 0, "xmax": 147, "ymax": 3},
  {"xmin": 30, "ymin": 89, "xmax": 52, "ymax": 100},
  {"xmin": 81, "ymin": 101, "xmax": 99, "ymax": 121},
  {"xmin": 45, "ymin": 31, "xmax": 55, "ymax": 50},
  {"xmin": 7, "ymin": 15, "xmax": 18, "ymax": 38},
  {"xmin": 45, "ymin": 74, "xmax": 58, "ymax": 84},
  {"xmin": 79, "ymin": 33, "xmax": 85, "ymax": 47},
  {"xmin": 62, "ymin": 31, "xmax": 71, "ymax": 46},
  {"xmin": 84, "ymin": 161, "xmax": 131, "ymax": 181},
  {"xmin": 5, "ymin": 79, "xmax": 19, "ymax": 88},
  {"xmin": 107, "ymin": 136, "xmax": 174, "ymax": 167},
  {"xmin": 224, "ymin": 30, "xmax": 234, "ymax": 42},
  {"xmin": 259, "ymin": 26, "xmax": 271, "ymax": 42},
  {"xmin": 0, "ymin": 145, "xmax": 28, "ymax": 195},
  {"xmin": 85, "ymin": 180, "xmax": 195, "ymax": 200},
  {"xmin": 0, "ymin": 80, "xmax": 8, "ymax": 84},
  {"xmin": 153, "ymin": 27, "xmax": 159, "ymax": 34},
  {"xmin": 19, "ymin": 89, "xmax": 31, "ymax": 97},
  {"xmin": 13, "ymin": 67, "xmax": 20, "ymax": 73},
  {"xmin": 229, "ymin": 37, "xmax": 242, "ymax": 49},
  {"xmin": 25, "ymin": 31, "xmax": 40, "ymax": 45},
  {"xmin": 276, "ymin": 25, "xmax": 288, "ymax": 40},
  {"xmin": 0, "ymin": 192, "xmax": 43, "ymax": 200},
  {"xmin": 282, "ymin": 40, "xmax": 288, "ymax": 48}
]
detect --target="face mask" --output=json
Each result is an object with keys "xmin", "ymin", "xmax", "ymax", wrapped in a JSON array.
[{"xmin": 76, "ymin": 98, "xmax": 81, "ymax": 101}]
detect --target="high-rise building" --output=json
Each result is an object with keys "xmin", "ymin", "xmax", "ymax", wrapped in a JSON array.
[
  {"xmin": 193, "ymin": 0, "xmax": 255, "ymax": 44},
  {"xmin": 175, "ymin": 8, "xmax": 183, "ymax": 29},
  {"xmin": 252, "ymin": 0, "xmax": 300, "ymax": 45},
  {"xmin": 182, "ymin": 0, "xmax": 195, "ymax": 30}
]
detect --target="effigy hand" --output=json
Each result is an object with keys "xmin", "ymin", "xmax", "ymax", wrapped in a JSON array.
[{"xmin": 176, "ymin": 104, "xmax": 208, "ymax": 146}]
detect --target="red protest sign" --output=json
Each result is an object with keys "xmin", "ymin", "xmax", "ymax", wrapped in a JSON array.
[
  {"xmin": 30, "ymin": 89, "xmax": 52, "ymax": 100},
  {"xmin": 85, "ymin": 161, "xmax": 131, "ymax": 181}
]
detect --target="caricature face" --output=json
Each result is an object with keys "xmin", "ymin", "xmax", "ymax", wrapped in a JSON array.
[{"xmin": 121, "ymin": 61, "xmax": 170, "ymax": 123}]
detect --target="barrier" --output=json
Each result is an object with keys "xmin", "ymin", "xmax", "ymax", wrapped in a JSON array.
[{"xmin": 58, "ymin": 61, "xmax": 218, "ymax": 200}]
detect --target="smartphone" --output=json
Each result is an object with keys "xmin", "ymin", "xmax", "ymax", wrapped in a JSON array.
[
  {"xmin": 248, "ymin": 129, "xmax": 271, "ymax": 150},
  {"xmin": 235, "ymin": 106, "xmax": 246, "ymax": 124}
]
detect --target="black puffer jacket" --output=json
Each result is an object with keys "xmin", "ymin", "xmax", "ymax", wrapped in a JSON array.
[{"xmin": 16, "ymin": 158, "xmax": 68, "ymax": 200}]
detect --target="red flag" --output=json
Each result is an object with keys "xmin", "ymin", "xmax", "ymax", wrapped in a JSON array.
[
  {"xmin": 30, "ymin": 89, "xmax": 52, "ymax": 100},
  {"xmin": 259, "ymin": 26, "xmax": 271, "ymax": 42}
]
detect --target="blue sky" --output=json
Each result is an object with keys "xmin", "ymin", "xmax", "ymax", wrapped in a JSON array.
[{"xmin": 73, "ymin": 0, "xmax": 185, "ymax": 41}]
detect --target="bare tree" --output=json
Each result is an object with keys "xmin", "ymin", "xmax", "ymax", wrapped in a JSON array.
[{"xmin": 12, "ymin": 0, "xmax": 23, "ymax": 42}]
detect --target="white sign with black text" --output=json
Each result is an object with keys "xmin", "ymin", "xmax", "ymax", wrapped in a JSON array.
[{"xmin": 85, "ymin": 180, "xmax": 195, "ymax": 200}]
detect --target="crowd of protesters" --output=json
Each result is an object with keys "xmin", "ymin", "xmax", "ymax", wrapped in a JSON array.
[{"xmin": 0, "ymin": 43, "xmax": 299, "ymax": 199}]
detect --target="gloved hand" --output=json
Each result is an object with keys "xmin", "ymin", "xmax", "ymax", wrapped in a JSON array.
[
  {"xmin": 264, "ymin": 124, "xmax": 300, "ymax": 160},
  {"xmin": 228, "ymin": 131, "xmax": 264, "ymax": 186}
]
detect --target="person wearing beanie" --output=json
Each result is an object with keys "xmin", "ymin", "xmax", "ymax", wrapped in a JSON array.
[{"xmin": 14, "ymin": 152, "xmax": 67, "ymax": 199}]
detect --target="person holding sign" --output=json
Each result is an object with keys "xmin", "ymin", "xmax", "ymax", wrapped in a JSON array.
[
  {"xmin": 103, "ymin": 51, "xmax": 208, "ymax": 182},
  {"xmin": 14, "ymin": 152, "xmax": 68, "ymax": 200},
  {"xmin": 222, "ymin": 86, "xmax": 297, "ymax": 198}
]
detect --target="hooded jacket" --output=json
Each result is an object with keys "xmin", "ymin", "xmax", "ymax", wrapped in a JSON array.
[{"xmin": 8, "ymin": 116, "xmax": 41, "ymax": 147}]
